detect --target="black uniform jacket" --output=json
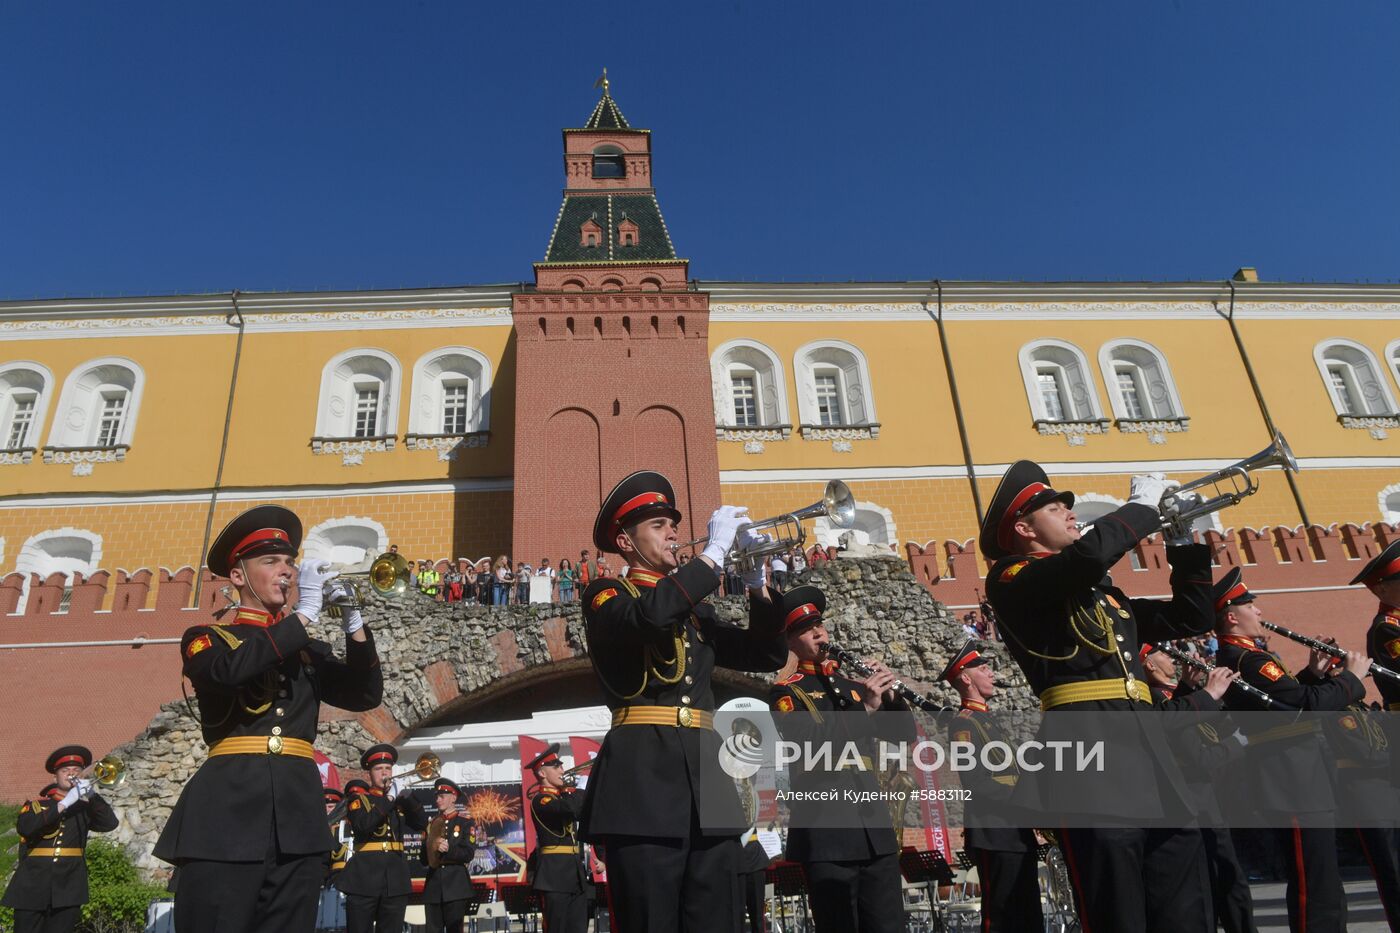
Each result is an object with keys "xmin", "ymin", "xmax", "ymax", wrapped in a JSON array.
[
  {"xmin": 155, "ymin": 608, "xmax": 383, "ymax": 863},
  {"xmin": 770, "ymin": 660, "xmax": 914, "ymax": 862},
  {"xmin": 984, "ymin": 502, "xmax": 1216, "ymax": 822},
  {"xmin": 945, "ymin": 701, "xmax": 1035, "ymax": 854},
  {"xmin": 336, "ymin": 787, "xmax": 429, "ymax": 897},
  {"xmin": 1216, "ymin": 633, "xmax": 1365, "ymax": 814},
  {"xmin": 1367, "ymin": 605, "xmax": 1400, "ymax": 785},
  {"xmin": 1154, "ymin": 682, "xmax": 1243, "ymax": 824},
  {"xmin": 1, "ymin": 793, "xmax": 118, "ymax": 909},
  {"xmin": 580, "ymin": 561, "xmax": 787, "ymax": 838},
  {"xmin": 1322, "ymin": 702, "xmax": 1400, "ymax": 824},
  {"xmin": 328, "ymin": 826, "xmax": 349, "ymax": 887},
  {"xmin": 529, "ymin": 787, "xmax": 588, "ymax": 894},
  {"xmin": 421, "ymin": 814, "xmax": 475, "ymax": 904}
]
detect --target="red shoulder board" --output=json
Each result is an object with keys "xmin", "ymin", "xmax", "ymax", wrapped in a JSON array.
[
  {"xmin": 539, "ymin": 793, "xmax": 556, "ymax": 804},
  {"xmin": 999, "ymin": 560, "xmax": 1029, "ymax": 582},
  {"xmin": 775, "ymin": 695, "xmax": 795, "ymax": 712},
  {"xmin": 952, "ymin": 729, "xmax": 972, "ymax": 743},
  {"xmin": 1260, "ymin": 661, "xmax": 1285, "ymax": 681},
  {"xmin": 350, "ymin": 798, "xmax": 362, "ymax": 811},
  {"xmin": 956, "ymin": 708, "xmax": 974, "ymax": 719},
  {"xmin": 775, "ymin": 671, "xmax": 803, "ymax": 686},
  {"xmin": 591, "ymin": 588, "xmax": 619, "ymax": 611},
  {"xmin": 20, "ymin": 800, "xmax": 32, "ymax": 814},
  {"xmin": 185, "ymin": 634, "xmax": 213, "ymax": 658},
  {"xmin": 1385, "ymin": 638, "xmax": 1400, "ymax": 659}
]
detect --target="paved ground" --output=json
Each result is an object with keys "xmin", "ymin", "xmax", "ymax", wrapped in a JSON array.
[{"xmin": 1251, "ymin": 878, "xmax": 1390, "ymax": 931}]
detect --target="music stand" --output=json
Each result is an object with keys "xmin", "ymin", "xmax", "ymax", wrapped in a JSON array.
[
  {"xmin": 900, "ymin": 848, "xmax": 956, "ymax": 933},
  {"xmin": 592, "ymin": 881, "xmax": 610, "ymax": 933},
  {"xmin": 955, "ymin": 849, "xmax": 975, "ymax": 871},
  {"xmin": 498, "ymin": 882, "xmax": 539, "ymax": 932},
  {"xmin": 767, "ymin": 861, "xmax": 809, "ymax": 933}
]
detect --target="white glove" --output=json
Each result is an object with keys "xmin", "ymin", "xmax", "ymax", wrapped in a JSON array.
[
  {"xmin": 702, "ymin": 506, "xmax": 750, "ymax": 568},
  {"xmin": 740, "ymin": 531, "xmax": 770, "ymax": 590},
  {"xmin": 1127, "ymin": 473, "xmax": 1174, "ymax": 509},
  {"xmin": 340, "ymin": 607, "xmax": 365, "ymax": 636},
  {"xmin": 75, "ymin": 778, "xmax": 94, "ymax": 799},
  {"xmin": 387, "ymin": 777, "xmax": 411, "ymax": 800},
  {"xmin": 58, "ymin": 786, "xmax": 80, "ymax": 811},
  {"xmin": 295, "ymin": 560, "xmax": 338, "ymax": 623}
]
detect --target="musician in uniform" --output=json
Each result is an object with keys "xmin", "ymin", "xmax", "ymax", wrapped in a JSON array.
[
  {"xmin": 153, "ymin": 505, "xmax": 384, "ymax": 933},
  {"xmin": 2, "ymin": 746, "xmax": 119, "ymax": 933},
  {"xmin": 421, "ymin": 777, "xmax": 474, "ymax": 933},
  {"xmin": 1213, "ymin": 567, "xmax": 1366, "ymax": 933},
  {"xmin": 939, "ymin": 642, "xmax": 1041, "ymax": 933},
  {"xmin": 527, "ymin": 744, "xmax": 590, "ymax": 933},
  {"xmin": 769, "ymin": 585, "xmax": 913, "ymax": 933},
  {"xmin": 980, "ymin": 462, "xmax": 1217, "ymax": 931},
  {"xmin": 325, "ymin": 786, "xmax": 350, "ymax": 887},
  {"xmin": 579, "ymin": 470, "xmax": 787, "ymax": 932},
  {"xmin": 337, "ymin": 744, "xmax": 430, "ymax": 933}
]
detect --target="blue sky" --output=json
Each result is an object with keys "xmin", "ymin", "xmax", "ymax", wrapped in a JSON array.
[{"xmin": 1, "ymin": 2, "xmax": 1397, "ymax": 298}]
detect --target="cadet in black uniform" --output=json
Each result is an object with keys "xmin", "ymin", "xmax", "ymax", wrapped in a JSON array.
[
  {"xmin": 579, "ymin": 471, "xmax": 787, "ymax": 933},
  {"xmin": 939, "ymin": 642, "xmax": 1042, "ymax": 933},
  {"xmin": 980, "ymin": 462, "xmax": 1217, "ymax": 932},
  {"xmin": 337, "ymin": 744, "xmax": 430, "ymax": 933},
  {"xmin": 154, "ymin": 505, "xmax": 383, "ymax": 933},
  {"xmin": 1213, "ymin": 567, "xmax": 1366, "ymax": 933},
  {"xmin": 422, "ymin": 777, "xmax": 474, "ymax": 933},
  {"xmin": 769, "ymin": 585, "xmax": 913, "ymax": 933},
  {"xmin": 325, "ymin": 786, "xmax": 349, "ymax": 888},
  {"xmin": 527, "ymin": 744, "xmax": 590, "ymax": 933},
  {"xmin": 2, "ymin": 746, "xmax": 119, "ymax": 933}
]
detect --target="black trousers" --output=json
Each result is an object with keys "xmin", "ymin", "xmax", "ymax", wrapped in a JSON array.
[
  {"xmin": 742, "ymin": 868, "xmax": 767, "ymax": 932},
  {"xmin": 11, "ymin": 906, "xmax": 81, "ymax": 933},
  {"xmin": 1203, "ymin": 828, "xmax": 1257, "ymax": 933},
  {"xmin": 602, "ymin": 830, "xmax": 741, "ymax": 933},
  {"xmin": 972, "ymin": 846, "xmax": 1043, "ymax": 932},
  {"xmin": 1059, "ymin": 826, "xmax": 1212, "ymax": 933},
  {"xmin": 1269, "ymin": 824, "xmax": 1344, "ymax": 933},
  {"xmin": 539, "ymin": 889, "xmax": 590, "ymax": 933},
  {"xmin": 172, "ymin": 852, "xmax": 326, "ymax": 933},
  {"xmin": 344, "ymin": 892, "xmax": 409, "ymax": 933},
  {"xmin": 802, "ymin": 851, "xmax": 904, "ymax": 933},
  {"xmin": 424, "ymin": 897, "xmax": 467, "ymax": 933},
  {"xmin": 1356, "ymin": 826, "xmax": 1400, "ymax": 932}
]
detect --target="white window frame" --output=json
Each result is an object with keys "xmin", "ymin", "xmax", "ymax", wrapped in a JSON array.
[
  {"xmin": 1018, "ymin": 340, "xmax": 1103, "ymax": 423},
  {"xmin": 315, "ymin": 349, "xmax": 402, "ymax": 439},
  {"xmin": 0, "ymin": 362, "xmax": 52, "ymax": 451},
  {"xmin": 13, "ymin": 527, "xmax": 102, "ymax": 614},
  {"xmin": 407, "ymin": 347, "xmax": 492, "ymax": 436},
  {"xmin": 1098, "ymin": 339, "xmax": 1185, "ymax": 421},
  {"xmin": 729, "ymin": 370, "xmax": 760, "ymax": 428},
  {"xmin": 46, "ymin": 357, "xmax": 145, "ymax": 449},
  {"xmin": 302, "ymin": 516, "xmax": 389, "ymax": 569},
  {"xmin": 813, "ymin": 369, "xmax": 847, "ymax": 426},
  {"xmin": 793, "ymin": 340, "xmax": 877, "ymax": 428},
  {"xmin": 710, "ymin": 339, "xmax": 790, "ymax": 430},
  {"xmin": 1312, "ymin": 339, "xmax": 1397, "ymax": 418}
]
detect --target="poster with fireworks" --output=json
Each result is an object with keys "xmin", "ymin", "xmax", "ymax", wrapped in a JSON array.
[{"xmin": 405, "ymin": 782, "xmax": 528, "ymax": 882}]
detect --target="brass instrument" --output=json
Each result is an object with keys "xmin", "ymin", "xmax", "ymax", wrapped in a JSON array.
[
  {"xmin": 78, "ymin": 755, "xmax": 126, "ymax": 789},
  {"xmin": 1259, "ymin": 620, "xmax": 1400, "ymax": 684},
  {"xmin": 385, "ymin": 751, "xmax": 441, "ymax": 783},
  {"xmin": 1158, "ymin": 433, "xmax": 1298, "ymax": 538},
  {"xmin": 424, "ymin": 808, "xmax": 457, "ymax": 868},
  {"xmin": 557, "ymin": 758, "xmax": 594, "ymax": 788},
  {"xmin": 324, "ymin": 551, "xmax": 414, "ymax": 617},
  {"xmin": 672, "ymin": 479, "xmax": 856, "ymax": 571}
]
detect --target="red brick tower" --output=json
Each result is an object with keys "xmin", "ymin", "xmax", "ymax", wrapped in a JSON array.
[{"xmin": 511, "ymin": 78, "xmax": 720, "ymax": 566}]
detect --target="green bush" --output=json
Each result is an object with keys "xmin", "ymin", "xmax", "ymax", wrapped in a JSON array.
[{"xmin": 0, "ymin": 831, "xmax": 166, "ymax": 933}]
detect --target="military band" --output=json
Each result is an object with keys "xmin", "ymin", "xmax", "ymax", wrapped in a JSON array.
[
  {"xmin": 337, "ymin": 744, "xmax": 429, "ymax": 933},
  {"xmin": 421, "ymin": 778, "xmax": 474, "ymax": 933},
  {"xmin": 526, "ymin": 743, "xmax": 591, "ymax": 933}
]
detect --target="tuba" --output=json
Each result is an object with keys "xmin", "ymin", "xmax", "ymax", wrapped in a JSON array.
[
  {"xmin": 1158, "ymin": 433, "xmax": 1298, "ymax": 538},
  {"xmin": 672, "ymin": 480, "xmax": 856, "ymax": 571},
  {"xmin": 324, "ymin": 552, "xmax": 414, "ymax": 617}
]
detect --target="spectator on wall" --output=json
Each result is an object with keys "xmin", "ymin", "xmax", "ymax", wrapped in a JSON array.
[
  {"xmin": 515, "ymin": 562, "xmax": 532, "ymax": 604},
  {"xmin": 770, "ymin": 552, "xmax": 788, "ymax": 591},
  {"xmin": 579, "ymin": 549, "xmax": 599, "ymax": 588},
  {"xmin": 464, "ymin": 560, "xmax": 479, "ymax": 603},
  {"xmin": 557, "ymin": 558, "xmax": 577, "ymax": 604},
  {"xmin": 492, "ymin": 555, "xmax": 511, "ymax": 606},
  {"xmin": 536, "ymin": 559, "xmax": 556, "ymax": 603},
  {"xmin": 596, "ymin": 556, "xmax": 612, "ymax": 579},
  {"xmin": 809, "ymin": 546, "xmax": 831, "ymax": 565},
  {"xmin": 418, "ymin": 560, "xmax": 442, "ymax": 601}
]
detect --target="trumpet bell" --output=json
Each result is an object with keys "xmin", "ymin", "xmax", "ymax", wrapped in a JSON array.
[
  {"xmin": 1159, "ymin": 432, "xmax": 1298, "ymax": 534},
  {"xmin": 819, "ymin": 480, "xmax": 856, "ymax": 529},
  {"xmin": 368, "ymin": 553, "xmax": 413, "ymax": 597},
  {"xmin": 413, "ymin": 752, "xmax": 441, "ymax": 782},
  {"xmin": 90, "ymin": 755, "xmax": 126, "ymax": 788}
]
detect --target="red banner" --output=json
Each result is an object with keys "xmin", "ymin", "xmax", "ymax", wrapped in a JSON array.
[
  {"xmin": 313, "ymin": 751, "xmax": 341, "ymax": 792},
  {"xmin": 518, "ymin": 735, "xmax": 550, "ymax": 857},
  {"xmin": 913, "ymin": 719, "xmax": 952, "ymax": 859},
  {"xmin": 569, "ymin": 735, "xmax": 606, "ymax": 883}
]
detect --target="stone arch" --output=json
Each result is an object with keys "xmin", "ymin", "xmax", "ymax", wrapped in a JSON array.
[{"xmin": 547, "ymin": 408, "xmax": 602, "ymax": 555}]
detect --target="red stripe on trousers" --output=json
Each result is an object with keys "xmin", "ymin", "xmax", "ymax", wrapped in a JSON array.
[
  {"xmin": 1355, "ymin": 828, "xmax": 1395, "ymax": 930},
  {"xmin": 1058, "ymin": 828, "xmax": 1092, "ymax": 933},
  {"xmin": 1292, "ymin": 818, "xmax": 1307, "ymax": 933}
]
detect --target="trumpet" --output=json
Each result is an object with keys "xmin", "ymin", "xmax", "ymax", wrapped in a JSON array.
[
  {"xmin": 387, "ymin": 751, "xmax": 442, "ymax": 783},
  {"xmin": 1259, "ymin": 620, "xmax": 1400, "ymax": 684},
  {"xmin": 323, "ymin": 552, "xmax": 414, "ymax": 617},
  {"xmin": 1152, "ymin": 642, "xmax": 1286, "ymax": 709},
  {"xmin": 821, "ymin": 643, "xmax": 951, "ymax": 713},
  {"xmin": 558, "ymin": 758, "xmax": 594, "ymax": 788},
  {"xmin": 1158, "ymin": 433, "xmax": 1298, "ymax": 538},
  {"xmin": 672, "ymin": 480, "xmax": 856, "ymax": 571},
  {"xmin": 77, "ymin": 755, "xmax": 126, "ymax": 789}
]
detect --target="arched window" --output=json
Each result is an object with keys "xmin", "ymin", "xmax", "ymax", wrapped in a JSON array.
[
  {"xmin": 711, "ymin": 340, "xmax": 790, "ymax": 435},
  {"xmin": 1098, "ymin": 339, "xmax": 1185, "ymax": 421},
  {"xmin": 302, "ymin": 517, "xmax": 388, "ymax": 568},
  {"xmin": 46, "ymin": 357, "xmax": 145, "ymax": 450},
  {"xmin": 315, "ymin": 350, "xmax": 401, "ymax": 440},
  {"xmin": 815, "ymin": 501, "xmax": 897, "ymax": 552},
  {"xmin": 408, "ymin": 348, "xmax": 492, "ymax": 437},
  {"xmin": 1314, "ymin": 340, "xmax": 1397, "ymax": 419},
  {"xmin": 794, "ymin": 341, "xmax": 878, "ymax": 437},
  {"xmin": 14, "ymin": 528, "xmax": 102, "ymax": 612},
  {"xmin": 0, "ymin": 362, "xmax": 53, "ymax": 457},
  {"xmin": 592, "ymin": 145, "xmax": 626, "ymax": 179},
  {"xmin": 1019, "ymin": 340, "xmax": 1102, "ymax": 424},
  {"xmin": 1379, "ymin": 483, "xmax": 1400, "ymax": 524}
]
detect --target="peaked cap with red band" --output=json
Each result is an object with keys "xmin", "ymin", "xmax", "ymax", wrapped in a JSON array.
[
  {"xmin": 323, "ymin": 786, "xmax": 344, "ymax": 803},
  {"xmin": 207, "ymin": 504, "xmax": 302, "ymax": 577},
  {"xmin": 592, "ymin": 471, "xmax": 683, "ymax": 554},
  {"xmin": 1350, "ymin": 538, "xmax": 1400, "ymax": 588},
  {"xmin": 1212, "ymin": 567, "xmax": 1256, "ymax": 613},
  {"xmin": 434, "ymin": 778, "xmax": 463, "ymax": 800},
  {"xmin": 344, "ymin": 779, "xmax": 370, "ymax": 795},
  {"xmin": 979, "ymin": 460, "xmax": 1075, "ymax": 561},
  {"xmin": 527, "ymin": 743, "xmax": 564, "ymax": 773},
  {"xmin": 40, "ymin": 783, "xmax": 62, "ymax": 800},
  {"xmin": 937, "ymin": 640, "xmax": 989, "ymax": 682},
  {"xmin": 46, "ymin": 745, "xmax": 93, "ymax": 774},
  {"xmin": 360, "ymin": 744, "xmax": 399, "ymax": 770},
  {"xmin": 780, "ymin": 585, "xmax": 827, "ymax": 634}
]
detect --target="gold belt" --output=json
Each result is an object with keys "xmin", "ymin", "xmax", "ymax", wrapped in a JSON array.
[
  {"xmin": 835, "ymin": 755, "xmax": 874, "ymax": 772},
  {"xmin": 356, "ymin": 842, "xmax": 404, "ymax": 853},
  {"xmin": 993, "ymin": 775, "xmax": 1018, "ymax": 786},
  {"xmin": 1250, "ymin": 721, "xmax": 1319, "ymax": 744},
  {"xmin": 208, "ymin": 736, "xmax": 315, "ymax": 758},
  {"xmin": 611, "ymin": 706, "xmax": 714, "ymax": 729},
  {"xmin": 27, "ymin": 847, "xmax": 83, "ymax": 857},
  {"xmin": 1039, "ymin": 678, "xmax": 1153, "ymax": 711},
  {"xmin": 1389, "ymin": 703, "xmax": 1400, "ymax": 712},
  {"xmin": 540, "ymin": 845, "xmax": 579, "ymax": 855}
]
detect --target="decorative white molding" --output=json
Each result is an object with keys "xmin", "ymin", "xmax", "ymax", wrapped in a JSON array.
[
  {"xmin": 42, "ymin": 445, "xmax": 128, "ymax": 474},
  {"xmin": 742, "ymin": 440, "xmax": 765, "ymax": 454},
  {"xmin": 13, "ymin": 527, "xmax": 103, "ymax": 613},
  {"xmin": 832, "ymin": 440, "xmax": 853, "ymax": 453},
  {"xmin": 0, "ymin": 448, "xmax": 36, "ymax": 465},
  {"xmin": 408, "ymin": 347, "xmax": 493, "ymax": 437},
  {"xmin": 800, "ymin": 424, "xmax": 880, "ymax": 442},
  {"xmin": 711, "ymin": 339, "xmax": 793, "ymax": 430},
  {"xmin": 310, "ymin": 436, "xmax": 396, "ymax": 466},
  {"xmin": 0, "ymin": 477, "xmax": 515, "ymax": 510},
  {"xmin": 404, "ymin": 432, "xmax": 490, "ymax": 461},
  {"xmin": 1035, "ymin": 420, "xmax": 1110, "ymax": 446},
  {"xmin": 1340, "ymin": 415, "xmax": 1400, "ymax": 439},
  {"xmin": 1117, "ymin": 418, "xmax": 1190, "ymax": 444},
  {"xmin": 1378, "ymin": 482, "xmax": 1400, "ymax": 524},
  {"xmin": 303, "ymin": 516, "xmax": 389, "ymax": 567},
  {"xmin": 0, "ymin": 307, "xmax": 515, "ymax": 341},
  {"xmin": 46, "ymin": 357, "xmax": 146, "ymax": 450},
  {"xmin": 716, "ymin": 426, "xmax": 791, "ymax": 442}
]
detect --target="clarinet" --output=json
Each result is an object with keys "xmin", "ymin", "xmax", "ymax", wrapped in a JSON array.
[
  {"xmin": 1153, "ymin": 642, "xmax": 1287, "ymax": 709},
  {"xmin": 821, "ymin": 643, "xmax": 951, "ymax": 712},
  {"xmin": 1259, "ymin": 620, "xmax": 1400, "ymax": 684}
]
